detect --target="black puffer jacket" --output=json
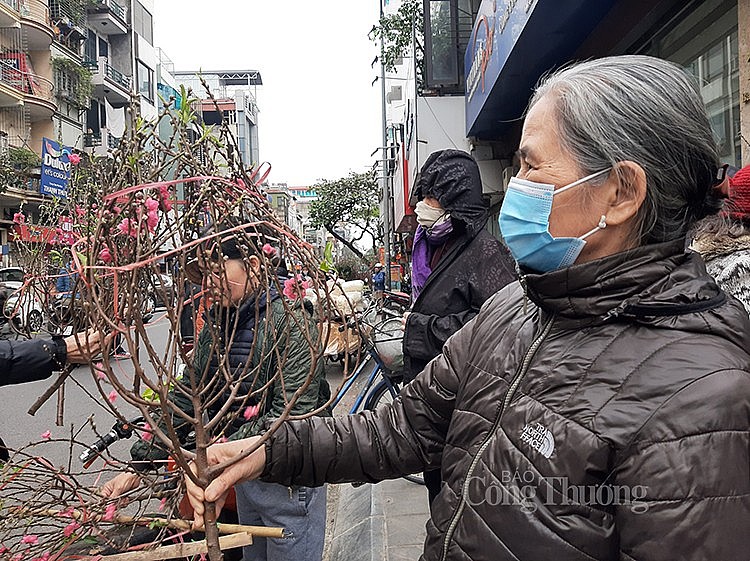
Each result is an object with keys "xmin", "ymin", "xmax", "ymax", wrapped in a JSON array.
[
  {"xmin": 263, "ymin": 239, "xmax": 750, "ymax": 561},
  {"xmin": 404, "ymin": 149, "xmax": 516, "ymax": 382},
  {"xmin": 0, "ymin": 338, "xmax": 65, "ymax": 386}
]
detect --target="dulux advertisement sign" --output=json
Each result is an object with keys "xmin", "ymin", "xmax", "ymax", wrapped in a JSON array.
[{"xmin": 40, "ymin": 137, "xmax": 72, "ymax": 199}]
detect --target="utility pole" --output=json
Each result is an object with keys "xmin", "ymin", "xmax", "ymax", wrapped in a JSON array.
[{"xmin": 380, "ymin": 0, "xmax": 392, "ymax": 289}]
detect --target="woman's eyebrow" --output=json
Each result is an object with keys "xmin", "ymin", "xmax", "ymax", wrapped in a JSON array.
[{"xmin": 516, "ymin": 146, "xmax": 537, "ymax": 163}]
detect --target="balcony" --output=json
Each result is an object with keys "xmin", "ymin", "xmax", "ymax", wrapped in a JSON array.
[
  {"xmin": 83, "ymin": 127, "xmax": 120, "ymax": 156},
  {"xmin": 0, "ymin": 61, "xmax": 56, "ymax": 120},
  {"xmin": 49, "ymin": 0, "xmax": 87, "ymax": 40},
  {"xmin": 0, "ymin": 0, "xmax": 19, "ymax": 28},
  {"xmin": 87, "ymin": 0, "xmax": 127, "ymax": 36},
  {"xmin": 0, "ymin": 80, "xmax": 24, "ymax": 109},
  {"xmin": 85, "ymin": 56, "xmax": 131, "ymax": 107},
  {"xmin": 53, "ymin": 67, "xmax": 90, "ymax": 109},
  {"xmin": 83, "ymin": 131, "xmax": 101, "ymax": 147},
  {"xmin": 20, "ymin": 0, "xmax": 54, "ymax": 50}
]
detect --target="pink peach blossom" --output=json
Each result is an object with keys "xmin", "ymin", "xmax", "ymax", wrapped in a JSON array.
[
  {"xmin": 63, "ymin": 521, "xmax": 80, "ymax": 537},
  {"xmin": 243, "ymin": 404, "xmax": 261, "ymax": 420},
  {"xmin": 68, "ymin": 153, "xmax": 81, "ymax": 165},
  {"xmin": 103, "ymin": 502, "xmax": 117, "ymax": 521},
  {"xmin": 40, "ymin": 430, "xmax": 51, "ymax": 440},
  {"xmin": 58, "ymin": 507, "xmax": 75, "ymax": 518},
  {"xmin": 99, "ymin": 246, "xmax": 112, "ymax": 263},
  {"xmin": 21, "ymin": 534, "xmax": 38, "ymax": 544},
  {"xmin": 141, "ymin": 424, "xmax": 153, "ymax": 441},
  {"xmin": 107, "ymin": 390, "xmax": 118, "ymax": 403},
  {"xmin": 283, "ymin": 275, "xmax": 310, "ymax": 300},
  {"xmin": 146, "ymin": 209, "xmax": 159, "ymax": 231},
  {"xmin": 12, "ymin": 212, "xmax": 25, "ymax": 224},
  {"xmin": 117, "ymin": 218, "xmax": 137, "ymax": 237},
  {"xmin": 158, "ymin": 184, "xmax": 173, "ymax": 211}
]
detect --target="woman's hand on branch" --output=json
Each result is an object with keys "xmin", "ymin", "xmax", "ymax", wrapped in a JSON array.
[
  {"xmin": 186, "ymin": 437, "xmax": 266, "ymax": 529},
  {"xmin": 100, "ymin": 472, "xmax": 141, "ymax": 499}
]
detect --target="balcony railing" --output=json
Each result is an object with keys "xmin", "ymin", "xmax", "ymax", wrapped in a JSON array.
[
  {"xmin": 20, "ymin": 0, "xmax": 51, "ymax": 28},
  {"xmin": 107, "ymin": 131, "xmax": 120, "ymax": 149},
  {"xmin": 89, "ymin": 0, "xmax": 125, "ymax": 21},
  {"xmin": 49, "ymin": 0, "xmax": 86, "ymax": 29},
  {"xmin": 83, "ymin": 132, "xmax": 101, "ymax": 147},
  {"xmin": 0, "ymin": 62, "xmax": 55, "ymax": 104},
  {"xmin": 85, "ymin": 57, "xmax": 131, "ymax": 90},
  {"xmin": 105, "ymin": 62, "xmax": 129, "ymax": 89},
  {"xmin": 1, "ymin": 0, "xmax": 19, "ymax": 12}
]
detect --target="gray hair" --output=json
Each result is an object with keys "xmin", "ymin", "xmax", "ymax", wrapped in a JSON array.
[{"xmin": 530, "ymin": 55, "xmax": 722, "ymax": 245}]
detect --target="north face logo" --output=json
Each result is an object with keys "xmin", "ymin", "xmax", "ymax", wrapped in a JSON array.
[{"xmin": 520, "ymin": 422, "xmax": 555, "ymax": 458}]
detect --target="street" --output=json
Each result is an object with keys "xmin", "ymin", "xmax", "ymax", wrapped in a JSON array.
[
  {"xmin": 0, "ymin": 315, "xmax": 348, "ymax": 478},
  {"xmin": 1, "ymin": 318, "xmax": 170, "ymax": 474}
]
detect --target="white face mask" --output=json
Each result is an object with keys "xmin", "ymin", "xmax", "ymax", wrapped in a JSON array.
[{"xmin": 415, "ymin": 200, "xmax": 450, "ymax": 228}]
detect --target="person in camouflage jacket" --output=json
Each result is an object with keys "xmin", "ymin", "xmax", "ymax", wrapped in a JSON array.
[{"xmin": 102, "ymin": 221, "xmax": 329, "ymax": 561}]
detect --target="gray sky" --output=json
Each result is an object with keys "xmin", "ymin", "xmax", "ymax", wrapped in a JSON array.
[{"xmin": 153, "ymin": 1, "xmax": 383, "ymax": 187}]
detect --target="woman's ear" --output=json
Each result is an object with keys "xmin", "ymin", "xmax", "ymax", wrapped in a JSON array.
[{"xmin": 603, "ymin": 160, "xmax": 648, "ymax": 227}]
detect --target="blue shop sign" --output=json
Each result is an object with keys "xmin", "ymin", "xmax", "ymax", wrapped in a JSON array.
[
  {"xmin": 465, "ymin": 0, "xmax": 538, "ymax": 135},
  {"xmin": 40, "ymin": 137, "xmax": 72, "ymax": 199},
  {"xmin": 464, "ymin": 0, "xmax": 616, "ymax": 139},
  {"xmin": 157, "ymin": 83, "xmax": 182, "ymax": 109}
]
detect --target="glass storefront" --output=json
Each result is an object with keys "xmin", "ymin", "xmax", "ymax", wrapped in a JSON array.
[{"xmin": 644, "ymin": 0, "xmax": 741, "ymax": 167}]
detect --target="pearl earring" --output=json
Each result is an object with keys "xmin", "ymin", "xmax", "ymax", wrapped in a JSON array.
[{"xmin": 598, "ymin": 215, "xmax": 607, "ymax": 229}]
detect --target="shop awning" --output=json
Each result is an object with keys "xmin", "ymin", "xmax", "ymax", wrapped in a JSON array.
[{"xmin": 465, "ymin": 0, "xmax": 616, "ymax": 140}]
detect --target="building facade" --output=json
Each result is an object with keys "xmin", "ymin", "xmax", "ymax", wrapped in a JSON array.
[
  {"xmin": 464, "ymin": 0, "xmax": 748, "ymax": 191},
  {"xmin": 383, "ymin": 0, "xmax": 749, "ymax": 257},
  {"xmin": 0, "ymin": 0, "xmax": 166, "ymax": 265},
  {"xmin": 173, "ymin": 69, "xmax": 262, "ymax": 170},
  {"xmin": 288, "ymin": 185, "xmax": 326, "ymax": 256}
]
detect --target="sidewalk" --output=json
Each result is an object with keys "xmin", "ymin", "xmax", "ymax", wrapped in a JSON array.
[{"xmin": 326, "ymin": 476, "xmax": 429, "ymax": 561}]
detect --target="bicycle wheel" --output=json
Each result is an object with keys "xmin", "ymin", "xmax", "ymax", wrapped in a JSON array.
[
  {"xmin": 364, "ymin": 378, "xmax": 399, "ymax": 410},
  {"xmin": 365, "ymin": 379, "xmax": 425, "ymax": 486}
]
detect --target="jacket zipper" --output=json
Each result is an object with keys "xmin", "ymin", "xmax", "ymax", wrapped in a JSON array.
[
  {"xmin": 519, "ymin": 274, "xmax": 529, "ymax": 315},
  {"xmin": 439, "ymin": 314, "xmax": 555, "ymax": 561}
]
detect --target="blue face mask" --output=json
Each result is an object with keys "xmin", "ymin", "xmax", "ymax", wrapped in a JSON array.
[{"xmin": 498, "ymin": 168, "xmax": 611, "ymax": 273}]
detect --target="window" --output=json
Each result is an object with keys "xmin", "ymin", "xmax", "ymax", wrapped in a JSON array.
[
  {"xmin": 643, "ymin": 0, "xmax": 740, "ymax": 167},
  {"xmin": 98, "ymin": 37, "xmax": 109, "ymax": 60},
  {"xmin": 137, "ymin": 60, "xmax": 154, "ymax": 102},
  {"xmin": 133, "ymin": 2, "xmax": 154, "ymax": 44},
  {"xmin": 423, "ymin": 0, "xmax": 480, "ymax": 92}
]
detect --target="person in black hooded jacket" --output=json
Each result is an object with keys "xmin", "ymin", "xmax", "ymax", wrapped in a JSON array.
[{"xmin": 403, "ymin": 149, "xmax": 517, "ymax": 505}]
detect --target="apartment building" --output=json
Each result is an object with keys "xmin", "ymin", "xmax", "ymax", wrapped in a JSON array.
[
  {"xmin": 288, "ymin": 185, "xmax": 326, "ymax": 256},
  {"xmin": 0, "ymin": 0, "xmax": 169, "ymax": 264},
  {"xmin": 173, "ymin": 69, "xmax": 262, "ymax": 169}
]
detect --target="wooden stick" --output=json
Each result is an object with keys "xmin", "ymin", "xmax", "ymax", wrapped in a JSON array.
[
  {"xmin": 28, "ymin": 364, "xmax": 73, "ymax": 416},
  {"xmin": 18, "ymin": 508, "xmax": 285, "ymax": 538},
  {"xmin": 56, "ymin": 381, "xmax": 65, "ymax": 426},
  {"xmin": 95, "ymin": 531, "xmax": 254, "ymax": 561}
]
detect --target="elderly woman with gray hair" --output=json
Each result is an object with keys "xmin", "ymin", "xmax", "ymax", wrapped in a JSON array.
[{"xmin": 184, "ymin": 56, "xmax": 749, "ymax": 561}]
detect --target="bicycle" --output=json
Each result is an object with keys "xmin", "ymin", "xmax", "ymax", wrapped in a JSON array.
[{"xmin": 329, "ymin": 300, "xmax": 425, "ymax": 486}]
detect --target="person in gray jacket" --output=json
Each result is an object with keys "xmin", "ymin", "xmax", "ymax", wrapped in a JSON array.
[{"xmin": 185, "ymin": 56, "xmax": 750, "ymax": 561}]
